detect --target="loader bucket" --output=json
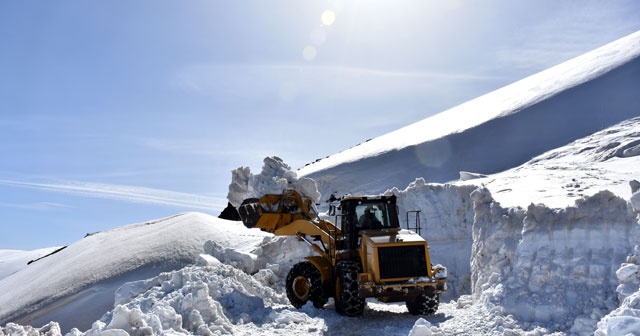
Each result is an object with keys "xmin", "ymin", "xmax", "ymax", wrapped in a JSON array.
[{"xmin": 238, "ymin": 198, "xmax": 260, "ymax": 228}]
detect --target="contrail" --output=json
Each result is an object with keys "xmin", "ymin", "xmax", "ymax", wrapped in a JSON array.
[{"xmin": 0, "ymin": 180, "xmax": 227, "ymax": 211}]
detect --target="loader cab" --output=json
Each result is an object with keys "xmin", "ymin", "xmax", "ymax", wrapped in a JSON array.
[{"xmin": 338, "ymin": 195, "xmax": 400, "ymax": 250}]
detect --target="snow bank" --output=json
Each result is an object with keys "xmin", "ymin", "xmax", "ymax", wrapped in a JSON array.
[
  {"xmin": 0, "ymin": 213, "xmax": 271, "ymax": 332},
  {"xmin": 227, "ymin": 156, "xmax": 320, "ymax": 207},
  {"xmin": 68, "ymin": 228, "xmax": 318, "ymax": 335},
  {"xmin": 471, "ymin": 187, "xmax": 640, "ymax": 334}
]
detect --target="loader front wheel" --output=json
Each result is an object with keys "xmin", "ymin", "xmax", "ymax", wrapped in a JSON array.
[
  {"xmin": 334, "ymin": 260, "xmax": 365, "ymax": 317},
  {"xmin": 406, "ymin": 293, "xmax": 439, "ymax": 316},
  {"xmin": 286, "ymin": 261, "xmax": 326, "ymax": 309}
]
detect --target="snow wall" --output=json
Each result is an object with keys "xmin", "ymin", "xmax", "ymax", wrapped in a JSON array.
[{"xmin": 472, "ymin": 187, "xmax": 639, "ymax": 334}]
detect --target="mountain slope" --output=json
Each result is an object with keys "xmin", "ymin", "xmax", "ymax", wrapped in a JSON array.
[{"xmin": 299, "ymin": 30, "xmax": 640, "ymax": 200}]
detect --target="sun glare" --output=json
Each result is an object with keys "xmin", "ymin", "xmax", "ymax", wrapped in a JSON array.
[{"xmin": 321, "ymin": 10, "xmax": 336, "ymax": 26}]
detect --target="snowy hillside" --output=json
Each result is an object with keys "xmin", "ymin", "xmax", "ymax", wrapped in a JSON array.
[
  {"xmin": 299, "ymin": 31, "xmax": 640, "ymax": 201},
  {"xmin": 2, "ymin": 31, "xmax": 640, "ymax": 336}
]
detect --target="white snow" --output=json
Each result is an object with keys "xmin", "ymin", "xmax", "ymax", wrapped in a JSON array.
[
  {"xmin": 0, "ymin": 247, "xmax": 63, "ymax": 280},
  {"xmin": 2, "ymin": 30, "xmax": 640, "ymax": 336},
  {"xmin": 227, "ymin": 156, "xmax": 320, "ymax": 208}
]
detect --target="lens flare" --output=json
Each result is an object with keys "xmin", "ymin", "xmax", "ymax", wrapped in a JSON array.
[
  {"xmin": 303, "ymin": 45, "xmax": 317, "ymax": 61},
  {"xmin": 321, "ymin": 10, "xmax": 336, "ymax": 26},
  {"xmin": 415, "ymin": 139, "xmax": 452, "ymax": 168}
]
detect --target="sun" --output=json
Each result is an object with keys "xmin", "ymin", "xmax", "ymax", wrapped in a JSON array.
[{"xmin": 321, "ymin": 10, "xmax": 336, "ymax": 26}]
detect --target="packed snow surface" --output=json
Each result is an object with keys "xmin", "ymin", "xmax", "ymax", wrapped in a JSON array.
[{"xmin": 2, "ymin": 31, "xmax": 640, "ymax": 336}]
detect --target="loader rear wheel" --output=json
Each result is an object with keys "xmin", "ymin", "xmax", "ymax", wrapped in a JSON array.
[
  {"xmin": 334, "ymin": 260, "xmax": 365, "ymax": 317},
  {"xmin": 286, "ymin": 261, "xmax": 327, "ymax": 309},
  {"xmin": 406, "ymin": 293, "xmax": 439, "ymax": 316}
]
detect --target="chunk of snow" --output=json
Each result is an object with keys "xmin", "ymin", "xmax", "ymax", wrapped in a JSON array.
[
  {"xmin": 227, "ymin": 156, "xmax": 321, "ymax": 208},
  {"xmin": 409, "ymin": 318, "xmax": 433, "ymax": 336},
  {"xmin": 459, "ymin": 171, "xmax": 487, "ymax": 181},
  {"xmin": 616, "ymin": 263, "xmax": 639, "ymax": 282}
]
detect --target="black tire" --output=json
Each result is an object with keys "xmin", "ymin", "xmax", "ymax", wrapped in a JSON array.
[
  {"xmin": 285, "ymin": 261, "xmax": 327, "ymax": 309},
  {"xmin": 406, "ymin": 293, "xmax": 439, "ymax": 315},
  {"xmin": 334, "ymin": 260, "xmax": 365, "ymax": 317}
]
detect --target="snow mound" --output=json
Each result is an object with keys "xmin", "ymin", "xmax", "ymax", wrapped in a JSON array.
[
  {"xmin": 228, "ymin": 156, "xmax": 321, "ymax": 207},
  {"xmin": 75, "ymin": 264, "xmax": 320, "ymax": 336},
  {"xmin": 37, "ymin": 231, "xmax": 321, "ymax": 335}
]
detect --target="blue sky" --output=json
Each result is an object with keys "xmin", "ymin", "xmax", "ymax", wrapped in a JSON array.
[{"xmin": 1, "ymin": 0, "xmax": 639, "ymax": 250}]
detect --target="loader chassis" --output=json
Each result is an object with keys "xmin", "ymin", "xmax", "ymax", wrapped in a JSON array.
[{"xmin": 238, "ymin": 190, "xmax": 446, "ymax": 316}]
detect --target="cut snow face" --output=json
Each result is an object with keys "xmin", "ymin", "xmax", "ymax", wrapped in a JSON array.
[
  {"xmin": 384, "ymin": 179, "xmax": 477, "ymax": 301},
  {"xmin": 471, "ymin": 188, "xmax": 639, "ymax": 334}
]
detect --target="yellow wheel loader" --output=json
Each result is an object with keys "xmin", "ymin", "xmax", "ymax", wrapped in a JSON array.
[{"xmin": 238, "ymin": 189, "xmax": 446, "ymax": 316}]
